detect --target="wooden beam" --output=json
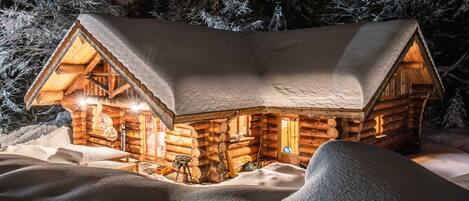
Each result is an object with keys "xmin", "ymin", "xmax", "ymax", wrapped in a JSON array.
[
  {"xmin": 106, "ymin": 63, "xmax": 117, "ymax": 98},
  {"xmin": 86, "ymin": 77, "xmax": 109, "ymax": 93},
  {"xmin": 65, "ymin": 54, "xmax": 102, "ymax": 95},
  {"xmin": 411, "ymin": 84, "xmax": 434, "ymax": 94},
  {"xmin": 401, "ymin": 62, "xmax": 423, "ymax": 69},
  {"xmin": 36, "ymin": 91, "xmax": 64, "ymax": 104},
  {"xmin": 55, "ymin": 64, "xmax": 85, "ymax": 74},
  {"xmin": 110, "ymin": 84, "xmax": 130, "ymax": 98}
]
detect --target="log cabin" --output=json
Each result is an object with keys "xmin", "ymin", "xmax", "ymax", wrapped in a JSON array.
[{"xmin": 24, "ymin": 14, "xmax": 444, "ymax": 183}]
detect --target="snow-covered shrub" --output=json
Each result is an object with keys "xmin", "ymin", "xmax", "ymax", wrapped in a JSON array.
[
  {"xmin": 443, "ymin": 90, "xmax": 467, "ymax": 128},
  {"xmin": 0, "ymin": 0, "xmax": 123, "ymax": 133}
]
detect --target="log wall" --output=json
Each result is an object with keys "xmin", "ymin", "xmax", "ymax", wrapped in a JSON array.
[
  {"xmin": 249, "ymin": 114, "xmax": 280, "ymax": 159},
  {"xmin": 298, "ymin": 117, "xmax": 338, "ymax": 167},
  {"xmin": 85, "ymin": 104, "xmax": 123, "ymax": 149},
  {"xmin": 70, "ymin": 109, "xmax": 87, "ymax": 145}
]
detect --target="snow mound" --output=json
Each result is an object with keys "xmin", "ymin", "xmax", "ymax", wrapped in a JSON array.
[
  {"xmin": 284, "ymin": 141, "xmax": 469, "ymax": 201},
  {"xmin": 217, "ymin": 163, "xmax": 305, "ymax": 188},
  {"xmin": 0, "ymin": 154, "xmax": 295, "ymax": 201}
]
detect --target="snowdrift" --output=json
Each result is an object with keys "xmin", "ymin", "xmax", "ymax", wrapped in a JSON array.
[
  {"xmin": 1, "ymin": 141, "xmax": 468, "ymax": 201},
  {"xmin": 285, "ymin": 141, "xmax": 469, "ymax": 201}
]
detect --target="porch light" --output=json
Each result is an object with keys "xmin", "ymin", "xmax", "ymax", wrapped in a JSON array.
[{"xmin": 130, "ymin": 102, "xmax": 145, "ymax": 112}]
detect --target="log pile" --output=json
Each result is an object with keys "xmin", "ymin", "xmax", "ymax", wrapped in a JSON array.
[
  {"xmin": 85, "ymin": 104, "xmax": 122, "ymax": 149},
  {"xmin": 298, "ymin": 116, "xmax": 338, "ymax": 167},
  {"xmin": 164, "ymin": 123, "xmax": 210, "ymax": 182}
]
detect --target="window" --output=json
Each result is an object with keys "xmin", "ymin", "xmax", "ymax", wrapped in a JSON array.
[
  {"xmin": 144, "ymin": 115, "xmax": 166, "ymax": 160},
  {"xmin": 281, "ymin": 117, "xmax": 299, "ymax": 154},
  {"xmin": 375, "ymin": 115, "xmax": 385, "ymax": 138},
  {"xmin": 229, "ymin": 115, "xmax": 251, "ymax": 140}
]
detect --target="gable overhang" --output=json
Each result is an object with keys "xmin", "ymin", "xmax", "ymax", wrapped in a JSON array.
[
  {"xmin": 363, "ymin": 27, "xmax": 445, "ymax": 119},
  {"xmin": 24, "ymin": 21, "xmax": 176, "ymax": 129}
]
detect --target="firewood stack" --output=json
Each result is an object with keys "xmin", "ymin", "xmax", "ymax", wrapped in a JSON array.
[
  {"xmin": 164, "ymin": 123, "xmax": 210, "ymax": 183},
  {"xmin": 298, "ymin": 116, "xmax": 338, "ymax": 167},
  {"xmin": 85, "ymin": 104, "xmax": 122, "ymax": 149}
]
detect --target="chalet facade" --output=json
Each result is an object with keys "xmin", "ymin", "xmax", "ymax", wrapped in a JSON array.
[{"xmin": 25, "ymin": 14, "xmax": 444, "ymax": 182}]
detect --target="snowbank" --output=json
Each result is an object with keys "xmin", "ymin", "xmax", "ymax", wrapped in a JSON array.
[
  {"xmin": 410, "ymin": 143, "xmax": 469, "ymax": 178},
  {"xmin": 216, "ymin": 163, "xmax": 305, "ymax": 188},
  {"xmin": 0, "ymin": 141, "xmax": 468, "ymax": 201},
  {"xmin": 0, "ymin": 154, "xmax": 294, "ymax": 201},
  {"xmin": 284, "ymin": 141, "xmax": 469, "ymax": 201}
]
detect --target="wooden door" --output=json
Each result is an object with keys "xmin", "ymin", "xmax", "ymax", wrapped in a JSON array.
[{"xmin": 279, "ymin": 117, "xmax": 299, "ymax": 164}]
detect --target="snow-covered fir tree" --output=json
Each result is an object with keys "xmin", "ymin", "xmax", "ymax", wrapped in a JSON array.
[
  {"xmin": 200, "ymin": 0, "xmax": 263, "ymax": 31},
  {"xmin": 0, "ymin": 0, "xmax": 123, "ymax": 133},
  {"xmin": 443, "ymin": 90, "xmax": 467, "ymax": 128}
]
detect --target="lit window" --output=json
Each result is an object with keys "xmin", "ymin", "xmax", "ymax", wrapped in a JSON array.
[
  {"xmin": 229, "ymin": 115, "xmax": 251, "ymax": 140},
  {"xmin": 375, "ymin": 115, "xmax": 385, "ymax": 138}
]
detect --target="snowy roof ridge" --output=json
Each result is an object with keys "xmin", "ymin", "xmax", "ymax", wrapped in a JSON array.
[{"xmin": 26, "ymin": 13, "xmax": 442, "ymax": 127}]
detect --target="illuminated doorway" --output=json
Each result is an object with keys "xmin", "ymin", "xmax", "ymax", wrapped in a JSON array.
[{"xmin": 280, "ymin": 116, "xmax": 299, "ymax": 164}]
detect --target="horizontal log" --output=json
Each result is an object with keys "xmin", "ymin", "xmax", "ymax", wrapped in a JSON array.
[
  {"xmin": 299, "ymin": 127, "xmax": 338, "ymax": 138},
  {"xmin": 344, "ymin": 120, "xmax": 376, "ymax": 133},
  {"xmin": 166, "ymin": 144, "xmax": 203, "ymax": 157},
  {"xmin": 191, "ymin": 122, "xmax": 228, "ymax": 133},
  {"xmin": 36, "ymin": 91, "xmax": 64, "ymax": 104},
  {"xmin": 263, "ymin": 149, "xmax": 277, "ymax": 158},
  {"xmin": 207, "ymin": 133, "xmax": 226, "ymax": 143},
  {"xmin": 232, "ymin": 153, "xmax": 257, "ymax": 171},
  {"xmin": 373, "ymin": 98, "xmax": 409, "ymax": 111},
  {"xmin": 87, "ymin": 136, "xmax": 120, "ymax": 148},
  {"xmin": 263, "ymin": 133, "xmax": 278, "ymax": 141},
  {"xmin": 299, "ymin": 144, "xmax": 316, "ymax": 154},
  {"xmin": 370, "ymin": 105, "xmax": 409, "ymax": 118},
  {"xmin": 165, "ymin": 134, "xmax": 207, "ymax": 148},
  {"xmin": 299, "ymin": 136, "xmax": 332, "ymax": 147},
  {"xmin": 229, "ymin": 146, "xmax": 259, "ymax": 158},
  {"xmin": 359, "ymin": 128, "xmax": 377, "ymax": 139},
  {"xmin": 262, "ymin": 139, "xmax": 278, "ymax": 149},
  {"xmin": 299, "ymin": 119, "xmax": 329, "ymax": 130},
  {"xmin": 125, "ymin": 144, "xmax": 143, "ymax": 154},
  {"xmin": 360, "ymin": 136, "xmax": 377, "ymax": 144},
  {"xmin": 298, "ymin": 155, "xmax": 312, "ymax": 164},
  {"xmin": 383, "ymin": 120, "xmax": 405, "ymax": 133},
  {"xmin": 126, "ymin": 130, "xmax": 143, "ymax": 140},
  {"xmin": 127, "ymin": 138, "xmax": 142, "ymax": 146},
  {"xmin": 227, "ymin": 137, "xmax": 259, "ymax": 149},
  {"xmin": 56, "ymin": 64, "xmax": 85, "ymax": 74}
]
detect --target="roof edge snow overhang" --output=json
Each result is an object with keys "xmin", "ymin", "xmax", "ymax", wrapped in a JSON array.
[
  {"xmin": 362, "ymin": 28, "xmax": 445, "ymax": 119},
  {"xmin": 24, "ymin": 21, "xmax": 177, "ymax": 129}
]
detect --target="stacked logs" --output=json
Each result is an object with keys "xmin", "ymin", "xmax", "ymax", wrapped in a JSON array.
[
  {"xmin": 250, "ymin": 114, "xmax": 279, "ymax": 159},
  {"xmin": 123, "ymin": 113, "xmax": 145, "ymax": 160},
  {"xmin": 298, "ymin": 116, "xmax": 338, "ymax": 167},
  {"xmin": 226, "ymin": 136, "xmax": 260, "ymax": 177},
  {"xmin": 85, "ymin": 104, "xmax": 122, "ymax": 149},
  {"xmin": 342, "ymin": 119, "xmax": 377, "ymax": 144},
  {"xmin": 71, "ymin": 109, "xmax": 87, "ymax": 145},
  {"xmin": 164, "ymin": 123, "xmax": 210, "ymax": 182},
  {"xmin": 370, "ymin": 96, "xmax": 411, "ymax": 149},
  {"xmin": 191, "ymin": 120, "xmax": 228, "ymax": 183}
]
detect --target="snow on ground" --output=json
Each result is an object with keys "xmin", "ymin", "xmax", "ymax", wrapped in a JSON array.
[
  {"xmin": 409, "ymin": 128, "xmax": 469, "ymax": 189},
  {"xmin": 214, "ymin": 163, "xmax": 305, "ymax": 188}
]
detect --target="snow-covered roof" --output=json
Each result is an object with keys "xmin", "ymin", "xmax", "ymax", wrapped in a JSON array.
[{"xmin": 25, "ymin": 14, "xmax": 443, "ymax": 127}]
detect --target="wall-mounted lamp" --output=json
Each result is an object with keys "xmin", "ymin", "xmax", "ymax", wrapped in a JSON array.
[{"xmin": 130, "ymin": 102, "xmax": 145, "ymax": 112}]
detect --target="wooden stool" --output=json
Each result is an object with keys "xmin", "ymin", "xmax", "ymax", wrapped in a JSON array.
[{"xmin": 173, "ymin": 155, "xmax": 193, "ymax": 183}]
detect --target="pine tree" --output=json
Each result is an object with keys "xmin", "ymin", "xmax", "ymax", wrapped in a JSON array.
[
  {"xmin": 443, "ymin": 90, "xmax": 467, "ymax": 128},
  {"xmin": 0, "ymin": 0, "xmax": 123, "ymax": 133}
]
